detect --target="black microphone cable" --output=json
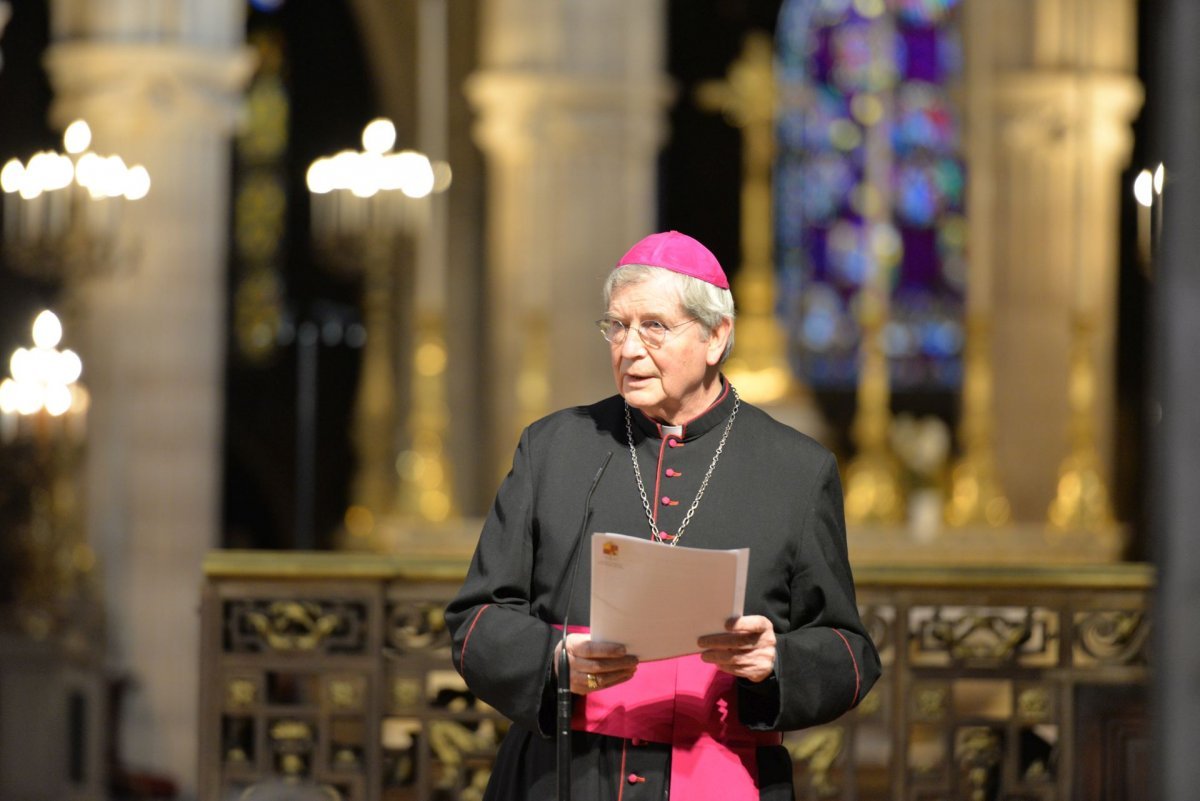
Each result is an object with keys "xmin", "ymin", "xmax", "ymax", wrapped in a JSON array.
[{"xmin": 557, "ymin": 450, "xmax": 612, "ymax": 801}]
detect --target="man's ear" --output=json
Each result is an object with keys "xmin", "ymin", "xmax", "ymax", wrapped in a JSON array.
[{"xmin": 705, "ymin": 318, "xmax": 733, "ymax": 366}]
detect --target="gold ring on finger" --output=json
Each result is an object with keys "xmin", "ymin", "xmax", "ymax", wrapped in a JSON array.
[{"xmin": 586, "ymin": 673, "xmax": 600, "ymax": 690}]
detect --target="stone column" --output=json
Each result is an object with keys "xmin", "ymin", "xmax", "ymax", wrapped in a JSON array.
[
  {"xmin": 0, "ymin": 3, "xmax": 10, "ymax": 72},
  {"xmin": 1154, "ymin": 3, "xmax": 1200, "ymax": 796},
  {"xmin": 964, "ymin": 0, "xmax": 1141, "ymax": 521},
  {"xmin": 467, "ymin": 0, "xmax": 671, "ymax": 477},
  {"xmin": 43, "ymin": 1, "xmax": 252, "ymax": 793}
]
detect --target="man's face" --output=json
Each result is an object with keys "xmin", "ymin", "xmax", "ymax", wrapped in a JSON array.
[{"xmin": 605, "ymin": 271, "xmax": 728, "ymax": 424}]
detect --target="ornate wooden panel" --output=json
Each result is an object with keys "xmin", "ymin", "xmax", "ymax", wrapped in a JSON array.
[{"xmin": 199, "ymin": 553, "xmax": 1151, "ymax": 801}]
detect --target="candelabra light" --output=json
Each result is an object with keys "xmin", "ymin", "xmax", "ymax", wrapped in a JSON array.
[
  {"xmin": 1132, "ymin": 162, "xmax": 1164, "ymax": 278},
  {"xmin": 306, "ymin": 118, "xmax": 450, "ymax": 266},
  {"xmin": 306, "ymin": 119, "xmax": 456, "ymax": 534},
  {"xmin": 1, "ymin": 120, "xmax": 150, "ymax": 281},
  {"xmin": 0, "ymin": 309, "xmax": 88, "ymax": 443},
  {"xmin": 0, "ymin": 309, "xmax": 96, "ymax": 641}
]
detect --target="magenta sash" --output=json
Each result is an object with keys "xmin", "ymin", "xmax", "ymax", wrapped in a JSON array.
[{"xmin": 557, "ymin": 625, "xmax": 782, "ymax": 799}]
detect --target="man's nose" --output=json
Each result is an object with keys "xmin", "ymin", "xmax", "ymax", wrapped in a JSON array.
[{"xmin": 620, "ymin": 327, "xmax": 648, "ymax": 358}]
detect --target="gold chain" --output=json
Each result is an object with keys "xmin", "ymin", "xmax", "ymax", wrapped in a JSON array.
[{"xmin": 624, "ymin": 389, "xmax": 740, "ymax": 547}]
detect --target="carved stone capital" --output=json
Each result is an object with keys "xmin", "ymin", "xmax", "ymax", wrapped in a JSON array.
[
  {"xmin": 995, "ymin": 71, "xmax": 1143, "ymax": 162},
  {"xmin": 466, "ymin": 69, "xmax": 672, "ymax": 161},
  {"xmin": 43, "ymin": 42, "xmax": 255, "ymax": 137}
]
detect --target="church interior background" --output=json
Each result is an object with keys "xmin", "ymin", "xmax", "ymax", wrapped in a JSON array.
[{"xmin": 0, "ymin": 0, "xmax": 1196, "ymax": 799}]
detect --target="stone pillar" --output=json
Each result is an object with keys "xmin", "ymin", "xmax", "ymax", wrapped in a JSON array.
[
  {"xmin": 964, "ymin": 0, "xmax": 1141, "ymax": 521},
  {"xmin": 1153, "ymin": 2, "xmax": 1200, "ymax": 796},
  {"xmin": 467, "ymin": 0, "xmax": 671, "ymax": 476},
  {"xmin": 42, "ymin": 1, "xmax": 252, "ymax": 793},
  {"xmin": 0, "ymin": 3, "xmax": 10, "ymax": 72}
]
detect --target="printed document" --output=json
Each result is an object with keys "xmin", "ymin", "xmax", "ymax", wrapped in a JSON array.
[{"xmin": 589, "ymin": 532, "xmax": 749, "ymax": 661}]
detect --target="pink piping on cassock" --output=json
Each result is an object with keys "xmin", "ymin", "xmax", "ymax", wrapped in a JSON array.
[
  {"xmin": 831, "ymin": 628, "xmax": 861, "ymax": 706},
  {"xmin": 458, "ymin": 604, "xmax": 490, "ymax": 675},
  {"xmin": 559, "ymin": 625, "xmax": 780, "ymax": 801}
]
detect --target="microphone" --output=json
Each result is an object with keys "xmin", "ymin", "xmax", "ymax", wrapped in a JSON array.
[{"xmin": 557, "ymin": 450, "xmax": 612, "ymax": 801}]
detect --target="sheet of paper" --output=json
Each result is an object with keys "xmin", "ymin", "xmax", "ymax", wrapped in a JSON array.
[{"xmin": 588, "ymin": 532, "xmax": 749, "ymax": 662}]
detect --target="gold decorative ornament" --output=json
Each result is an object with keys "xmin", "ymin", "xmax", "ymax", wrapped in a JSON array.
[
  {"xmin": 392, "ymin": 677, "xmax": 421, "ymax": 710},
  {"xmin": 1073, "ymin": 610, "xmax": 1148, "ymax": 666},
  {"xmin": 245, "ymin": 601, "xmax": 342, "ymax": 651},
  {"xmin": 1017, "ymin": 687, "xmax": 1052, "ymax": 721},
  {"xmin": 227, "ymin": 678, "xmax": 257, "ymax": 709},
  {"xmin": 914, "ymin": 687, "xmax": 948, "ymax": 720},
  {"xmin": 945, "ymin": 315, "xmax": 1011, "ymax": 527},
  {"xmin": 1047, "ymin": 315, "xmax": 1115, "ymax": 532},
  {"xmin": 270, "ymin": 720, "xmax": 313, "ymax": 743},
  {"xmin": 394, "ymin": 310, "xmax": 458, "ymax": 523},
  {"xmin": 956, "ymin": 727, "xmax": 1002, "ymax": 801},
  {"xmin": 787, "ymin": 727, "xmax": 844, "ymax": 798},
  {"xmin": 327, "ymin": 676, "xmax": 363, "ymax": 710}
]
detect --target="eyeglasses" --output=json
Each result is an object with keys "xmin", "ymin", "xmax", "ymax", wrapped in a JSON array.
[{"xmin": 596, "ymin": 317, "xmax": 700, "ymax": 349}]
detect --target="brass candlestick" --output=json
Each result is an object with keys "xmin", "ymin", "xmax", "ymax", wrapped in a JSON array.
[
  {"xmin": 1047, "ymin": 314, "xmax": 1114, "ymax": 531},
  {"xmin": 945, "ymin": 315, "xmax": 1011, "ymax": 526}
]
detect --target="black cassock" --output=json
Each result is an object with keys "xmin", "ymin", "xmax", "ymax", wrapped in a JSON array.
[{"xmin": 446, "ymin": 382, "xmax": 881, "ymax": 800}]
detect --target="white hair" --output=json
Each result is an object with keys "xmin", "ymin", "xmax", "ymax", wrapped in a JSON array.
[{"xmin": 603, "ymin": 264, "xmax": 736, "ymax": 362}]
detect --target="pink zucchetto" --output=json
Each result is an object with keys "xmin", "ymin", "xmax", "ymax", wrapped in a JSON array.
[{"xmin": 615, "ymin": 230, "xmax": 730, "ymax": 290}]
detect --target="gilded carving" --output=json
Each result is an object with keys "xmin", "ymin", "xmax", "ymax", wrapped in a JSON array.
[
  {"xmin": 428, "ymin": 719, "xmax": 503, "ymax": 794},
  {"xmin": 279, "ymin": 753, "xmax": 306, "ymax": 777},
  {"xmin": 333, "ymin": 747, "xmax": 360, "ymax": 769},
  {"xmin": 1074, "ymin": 610, "xmax": 1148, "ymax": 666},
  {"xmin": 1017, "ymin": 687, "xmax": 1052, "ymax": 721},
  {"xmin": 855, "ymin": 688, "xmax": 882, "ymax": 718},
  {"xmin": 226, "ymin": 599, "xmax": 367, "ymax": 654},
  {"xmin": 787, "ymin": 727, "xmax": 844, "ymax": 798},
  {"xmin": 247, "ymin": 602, "xmax": 341, "ymax": 651},
  {"xmin": 914, "ymin": 687, "xmax": 948, "ymax": 720},
  {"xmin": 859, "ymin": 604, "xmax": 895, "ymax": 665},
  {"xmin": 326, "ymin": 676, "xmax": 364, "ymax": 710},
  {"xmin": 227, "ymin": 677, "xmax": 258, "ymax": 709},
  {"xmin": 202, "ymin": 553, "xmax": 1151, "ymax": 800},
  {"xmin": 912, "ymin": 606, "xmax": 1056, "ymax": 666},
  {"xmin": 955, "ymin": 727, "xmax": 1002, "ymax": 801},
  {"xmin": 392, "ymin": 677, "xmax": 421, "ymax": 710},
  {"xmin": 271, "ymin": 719, "xmax": 313, "ymax": 743},
  {"xmin": 387, "ymin": 600, "xmax": 451, "ymax": 654}
]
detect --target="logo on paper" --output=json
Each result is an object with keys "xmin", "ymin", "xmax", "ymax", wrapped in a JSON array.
[{"xmin": 602, "ymin": 542, "xmax": 619, "ymax": 557}]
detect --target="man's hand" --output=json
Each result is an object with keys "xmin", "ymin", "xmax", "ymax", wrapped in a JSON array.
[
  {"xmin": 555, "ymin": 634, "xmax": 639, "ymax": 693},
  {"xmin": 698, "ymin": 615, "xmax": 777, "ymax": 683}
]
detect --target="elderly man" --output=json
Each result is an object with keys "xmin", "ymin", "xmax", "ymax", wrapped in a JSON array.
[{"xmin": 446, "ymin": 231, "xmax": 880, "ymax": 800}]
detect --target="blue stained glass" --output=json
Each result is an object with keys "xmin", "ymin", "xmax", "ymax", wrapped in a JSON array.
[
  {"xmin": 895, "ymin": 0, "xmax": 961, "ymax": 25},
  {"xmin": 775, "ymin": 0, "xmax": 966, "ymax": 390},
  {"xmin": 830, "ymin": 24, "xmax": 876, "ymax": 91},
  {"xmin": 800, "ymin": 155, "xmax": 857, "ymax": 222},
  {"xmin": 900, "ymin": 27, "xmax": 941, "ymax": 82},
  {"xmin": 895, "ymin": 83, "xmax": 959, "ymax": 153}
]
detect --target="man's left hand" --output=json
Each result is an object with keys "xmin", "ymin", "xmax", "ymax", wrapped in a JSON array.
[{"xmin": 698, "ymin": 615, "xmax": 776, "ymax": 683}]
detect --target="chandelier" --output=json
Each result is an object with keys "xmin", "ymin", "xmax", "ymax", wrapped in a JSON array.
[{"xmin": 1, "ymin": 120, "xmax": 150, "ymax": 281}]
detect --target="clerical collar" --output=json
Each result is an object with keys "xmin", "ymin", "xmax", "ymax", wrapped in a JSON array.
[{"xmin": 630, "ymin": 377, "xmax": 735, "ymax": 442}]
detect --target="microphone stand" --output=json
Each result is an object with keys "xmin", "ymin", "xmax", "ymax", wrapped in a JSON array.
[{"xmin": 557, "ymin": 451, "xmax": 612, "ymax": 801}]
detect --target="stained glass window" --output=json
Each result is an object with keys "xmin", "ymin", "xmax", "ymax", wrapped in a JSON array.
[{"xmin": 776, "ymin": 0, "xmax": 966, "ymax": 390}]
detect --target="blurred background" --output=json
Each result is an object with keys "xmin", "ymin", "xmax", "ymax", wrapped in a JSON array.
[{"xmin": 0, "ymin": 1, "xmax": 1193, "ymax": 800}]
